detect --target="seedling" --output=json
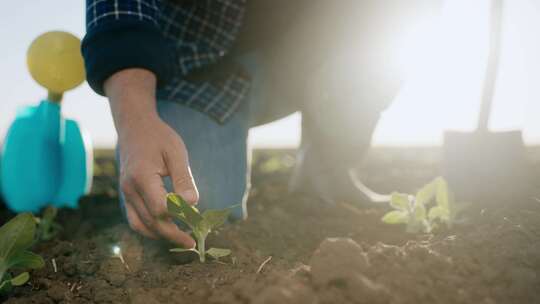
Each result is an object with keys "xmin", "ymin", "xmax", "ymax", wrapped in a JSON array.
[
  {"xmin": 167, "ymin": 193, "xmax": 232, "ymax": 263},
  {"xmin": 382, "ymin": 192, "xmax": 431, "ymax": 233},
  {"xmin": 427, "ymin": 178, "xmax": 467, "ymax": 229},
  {"xmin": 35, "ymin": 206, "xmax": 61, "ymax": 241},
  {"xmin": 0, "ymin": 213, "xmax": 45, "ymax": 294},
  {"xmin": 381, "ymin": 177, "xmax": 465, "ymax": 233}
]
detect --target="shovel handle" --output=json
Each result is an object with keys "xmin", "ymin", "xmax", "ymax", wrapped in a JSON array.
[{"xmin": 478, "ymin": 0, "xmax": 504, "ymax": 131}]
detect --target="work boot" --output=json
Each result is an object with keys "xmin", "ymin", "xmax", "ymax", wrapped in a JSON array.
[
  {"xmin": 289, "ymin": 109, "xmax": 391, "ymax": 205},
  {"xmin": 289, "ymin": 135, "xmax": 392, "ymax": 206}
]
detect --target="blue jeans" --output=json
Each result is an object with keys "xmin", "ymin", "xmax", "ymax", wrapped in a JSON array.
[{"xmin": 157, "ymin": 98, "xmax": 251, "ymax": 220}]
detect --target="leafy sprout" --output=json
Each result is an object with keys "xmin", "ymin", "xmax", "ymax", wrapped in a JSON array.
[
  {"xmin": 0, "ymin": 213, "xmax": 45, "ymax": 294},
  {"xmin": 382, "ymin": 192, "xmax": 430, "ymax": 233},
  {"xmin": 381, "ymin": 177, "xmax": 466, "ymax": 233},
  {"xmin": 167, "ymin": 193, "xmax": 232, "ymax": 263},
  {"xmin": 35, "ymin": 206, "xmax": 61, "ymax": 241}
]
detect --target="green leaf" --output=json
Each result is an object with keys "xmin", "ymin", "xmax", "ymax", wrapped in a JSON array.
[
  {"xmin": 390, "ymin": 192, "xmax": 410, "ymax": 210},
  {"xmin": 167, "ymin": 193, "xmax": 203, "ymax": 229},
  {"xmin": 381, "ymin": 210, "xmax": 409, "ymax": 224},
  {"xmin": 0, "ymin": 213, "xmax": 39, "ymax": 283},
  {"xmin": 428, "ymin": 206, "xmax": 448, "ymax": 221},
  {"xmin": 202, "ymin": 209, "xmax": 231, "ymax": 230},
  {"xmin": 435, "ymin": 178, "xmax": 450, "ymax": 209},
  {"xmin": 193, "ymin": 208, "xmax": 231, "ymax": 245},
  {"xmin": 0, "ymin": 213, "xmax": 36, "ymax": 260},
  {"xmin": 167, "ymin": 194, "xmax": 236, "ymax": 263},
  {"xmin": 170, "ymin": 248, "xmax": 199, "ymax": 254},
  {"xmin": 415, "ymin": 179, "xmax": 437, "ymax": 206},
  {"xmin": 10, "ymin": 272, "xmax": 29, "ymax": 286},
  {"xmin": 10, "ymin": 251, "xmax": 45, "ymax": 270},
  {"xmin": 0, "ymin": 278, "xmax": 11, "ymax": 294},
  {"xmin": 166, "ymin": 195, "xmax": 185, "ymax": 215},
  {"xmin": 206, "ymin": 248, "xmax": 231, "ymax": 259},
  {"xmin": 414, "ymin": 202, "xmax": 427, "ymax": 221}
]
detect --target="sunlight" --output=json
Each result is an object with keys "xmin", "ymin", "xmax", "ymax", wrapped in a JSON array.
[
  {"xmin": 249, "ymin": 0, "xmax": 540, "ymax": 147},
  {"xmin": 373, "ymin": 0, "xmax": 492, "ymax": 145},
  {"xmin": 372, "ymin": 0, "xmax": 540, "ymax": 146}
]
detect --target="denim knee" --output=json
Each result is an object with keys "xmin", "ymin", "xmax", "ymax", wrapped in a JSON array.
[{"xmin": 157, "ymin": 100, "xmax": 250, "ymax": 220}]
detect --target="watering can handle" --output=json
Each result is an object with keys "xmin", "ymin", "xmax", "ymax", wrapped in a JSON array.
[{"xmin": 477, "ymin": 0, "xmax": 504, "ymax": 131}]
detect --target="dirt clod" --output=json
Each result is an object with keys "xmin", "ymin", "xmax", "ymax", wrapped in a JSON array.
[
  {"xmin": 46, "ymin": 283, "xmax": 68, "ymax": 302},
  {"xmin": 310, "ymin": 237, "xmax": 369, "ymax": 286}
]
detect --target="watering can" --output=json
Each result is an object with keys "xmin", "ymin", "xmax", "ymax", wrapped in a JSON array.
[{"xmin": 0, "ymin": 31, "xmax": 93, "ymax": 213}]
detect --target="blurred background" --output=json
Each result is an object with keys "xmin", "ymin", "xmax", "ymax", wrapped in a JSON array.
[{"xmin": 2, "ymin": 0, "xmax": 540, "ymax": 148}]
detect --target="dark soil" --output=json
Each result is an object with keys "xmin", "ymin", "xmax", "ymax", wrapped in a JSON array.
[{"xmin": 2, "ymin": 148, "xmax": 540, "ymax": 304}]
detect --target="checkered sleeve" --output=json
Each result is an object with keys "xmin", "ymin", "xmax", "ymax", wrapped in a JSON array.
[{"xmin": 82, "ymin": 0, "xmax": 175, "ymax": 95}]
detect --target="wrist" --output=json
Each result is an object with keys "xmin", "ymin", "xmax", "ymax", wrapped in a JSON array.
[
  {"xmin": 104, "ymin": 68, "xmax": 160, "ymax": 133},
  {"xmin": 115, "ymin": 109, "xmax": 161, "ymax": 140}
]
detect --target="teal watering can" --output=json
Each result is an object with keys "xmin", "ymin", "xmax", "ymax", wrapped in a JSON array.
[{"xmin": 0, "ymin": 31, "xmax": 93, "ymax": 213}]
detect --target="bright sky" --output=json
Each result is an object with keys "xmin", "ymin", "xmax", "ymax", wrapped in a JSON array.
[{"xmin": 2, "ymin": 0, "xmax": 540, "ymax": 148}]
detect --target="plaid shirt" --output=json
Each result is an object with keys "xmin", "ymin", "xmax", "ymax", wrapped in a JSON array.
[{"xmin": 84, "ymin": 0, "xmax": 250, "ymax": 123}]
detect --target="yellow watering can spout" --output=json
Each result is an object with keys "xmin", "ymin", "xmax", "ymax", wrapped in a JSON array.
[{"xmin": 27, "ymin": 31, "xmax": 86, "ymax": 102}]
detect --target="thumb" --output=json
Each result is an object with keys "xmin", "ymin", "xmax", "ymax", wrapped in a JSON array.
[{"xmin": 165, "ymin": 149, "xmax": 199, "ymax": 205}]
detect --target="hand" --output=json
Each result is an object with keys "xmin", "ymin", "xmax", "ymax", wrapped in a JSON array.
[{"xmin": 104, "ymin": 68, "xmax": 199, "ymax": 248}]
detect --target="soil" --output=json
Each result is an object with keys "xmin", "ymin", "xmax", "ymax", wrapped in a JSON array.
[{"xmin": 1, "ymin": 148, "xmax": 540, "ymax": 304}]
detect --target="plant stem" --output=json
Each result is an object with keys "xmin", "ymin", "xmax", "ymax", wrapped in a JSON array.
[{"xmin": 198, "ymin": 237, "xmax": 206, "ymax": 263}]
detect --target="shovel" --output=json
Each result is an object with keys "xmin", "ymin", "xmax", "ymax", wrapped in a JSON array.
[
  {"xmin": 0, "ymin": 31, "xmax": 93, "ymax": 213},
  {"xmin": 443, "ymin": 0, "xmax": 531, "ymax": 202}
]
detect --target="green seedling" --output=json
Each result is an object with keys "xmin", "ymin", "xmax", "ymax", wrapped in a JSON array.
[
  {"xmin": 167, "ymin": 193, "xmax": 232, "ymax": 263},
  {"xmin": 382, "ymin": 192, "xmax": 431, "ymax": 233},
  {"xmin": 427, "ymin": 178, "xmax": 467, "ymax": 229},
  {"xmin": 382, "ymin": 177, "xmax": 465, "ymax": 233},
  {"xmin": 0, "ymin": 213, "xmax": 45, "ymax": 294},
  {"xmin": 35, "ymin": 206, "xmax": 61, "ymax": 241}
]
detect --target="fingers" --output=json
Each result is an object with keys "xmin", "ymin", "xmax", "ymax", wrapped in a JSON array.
[
  {"xmin": 122, "ymin": 175, "xmax": 196, "ymax": 248},
  {"xmin": 136, "ymin": 177, "xmax": 196, "ymax": 248},
  {"xmin": 125, "ymin": 203, "xmax": 158, "ymax": 239},
  {"xmin": 139, "ymin": 175, "xmax": 169, "ymax": 218},
  {"xmin": 118, "ymin": 128, "xmax": 198, "ymax": 248},
  {"xmin": 150, "ymin": 219, "xmax": 196, "ymax": 249},
  {"xmin": 164, "ymin": 148, "xmax": 199, "ymax": 205}
]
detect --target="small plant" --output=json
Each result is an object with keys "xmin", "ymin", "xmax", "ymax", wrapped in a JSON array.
[
  {"xmin": 0, "ymin": 213, "xmax": 45, "ymax": 294},
  {"xmin": 381, "ymin": 177, "xmax": 465, "ymax": 233},
  {"xmin": 382, "ymin": 192, "xmax": 430, "ymax": 233},
  {"xmin": 167, "ymin": 193, "xmax": 232, "ymax": 263},
  {"xmin": 35, "ymin": 206, "xmax": 61, "ymax": 241}
]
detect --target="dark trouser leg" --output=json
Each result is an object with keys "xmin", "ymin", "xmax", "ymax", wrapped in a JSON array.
[
  {"xmin": 289, "ymin": 50, "xmax": 398, "ymax": 204},
  {"xmin": 252, "ymin": 1, "xmax": 403, "ymax": 204}
]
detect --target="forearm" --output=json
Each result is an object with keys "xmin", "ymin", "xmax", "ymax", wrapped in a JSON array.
[
  {"xmin": 82, "ymin": 0, "xmax": 174, "ymax": 96},
  {"xmin": 104, "ymin": 68, "xmax": 160, "ymax": 134}
]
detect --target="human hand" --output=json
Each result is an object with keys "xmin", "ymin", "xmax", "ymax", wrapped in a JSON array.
[{"xmin": 105, "ymin": 68, "xmax": 199, "ymax": 248}]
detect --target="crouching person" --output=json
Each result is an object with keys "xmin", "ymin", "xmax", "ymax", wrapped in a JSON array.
[{"xmin": 82, "ymin": 0, "xmax": 441, "ymax": 247}]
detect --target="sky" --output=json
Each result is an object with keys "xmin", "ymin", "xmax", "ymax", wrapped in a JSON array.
[{"xmin": 2, "ymin": 0, "xmax": 540, "ymax": 148}]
